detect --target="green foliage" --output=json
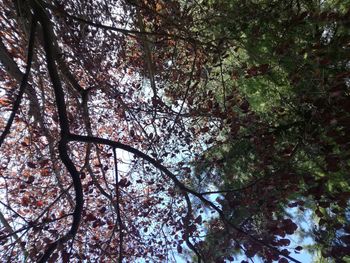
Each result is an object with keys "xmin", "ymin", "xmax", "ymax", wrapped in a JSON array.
[{"xmin": 189, "ymin": 0, "xmax": 350, "ymax": 261}]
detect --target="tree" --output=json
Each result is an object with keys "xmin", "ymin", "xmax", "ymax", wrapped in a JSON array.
[
  {"xmin": 185, "ymin": 1, "xmax": 350, "ymax": 262},
  {"xmin": 0, "ymin": 0, "xmax": 349, "ymax": 262}
]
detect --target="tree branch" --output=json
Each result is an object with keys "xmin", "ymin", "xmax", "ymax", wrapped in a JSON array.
[
  {"xmin": 69, "ymin": 133, "xmax": 301, "ymax": 263},
  {"xmin": 0, "ymin": 16, "xmax": 37, "ymax": 148},
  {"xmin": 0, "ymin": 210, "xmax": 30, "ymax": 260},
  {"xmin": 30, "ymin": 2, "xmax": 84, "ymax": 261}
]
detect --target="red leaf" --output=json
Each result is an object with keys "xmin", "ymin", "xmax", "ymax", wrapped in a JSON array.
[
  {"xmin": 201, "ymin": 126, "xmax": 210, "ymax": 133},
  {"xmin": 21, "ymin": 196, "xmax": 30, "ymax": 206},
  {"xmin": 177, "ymin": 244, "xmax": 182, "ymax": 254},
  {"xmin": 80, "ymin": 172, "xmax": 86, "ymax": 179},
  {"xmin": 39, "ymin": 159, "xmax": 50, "ymax": 167},
  {"xmin": 62, "ymin": 250, "xmax": 70, "ymax": 263},
  {"xmin": 48, "ymin": 252, "xmax": 59, "ymax": 263},
  {"xmin": 295, "ymin": 246, "xmax": 303, "ymax": 251},
  {"xmin": 27, "ymin": 176, "xmax": 35, "ymax": 184},
  {"xmin": 40, "ymin": 169, "xmax": 50, "ymax": 177},
  {"xmin": 195, "ymin": 215, "xmax": 202, "ymax": 224},
  {"xmin": 285, "ymin": 223, "xmax": 298, "ymax": 235},
  {"xmin": 86, "ymin": 213, "xmax": 96, "ymax": 221},
  {"xmin": 119, "ymin": 178, "xmax": 131, "ymax": 188},
  {"xmin": 279, "ymin": 238, "xmax": 291, "ymax": 246},
  {"xmin": 27, "ymin": 162, "xmax": 36, "ymax": 168},
  {"xmin": 21, "ymin": 141, "xmax": 29, "ymax": 147}
]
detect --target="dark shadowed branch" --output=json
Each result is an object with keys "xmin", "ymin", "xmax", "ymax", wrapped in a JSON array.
[
  {"xmin": 69, "ymin": 133, "xmax": 301, "ymax": 263},
  {"xmin": 0, "ymin": 16, "xmax": 37, "ymax": 148},
  {"xmin": 30, "ymin": 1, "xmax": 83, "ymax": 261}
]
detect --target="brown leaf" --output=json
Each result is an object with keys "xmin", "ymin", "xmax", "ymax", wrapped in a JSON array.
[
  {"xmin": 177, "ymin": 244, "xmax": 182, "ymax": 254},
  {"xmin": 27, "ymin": 162, "xmax": 36, "ymax": 169}
]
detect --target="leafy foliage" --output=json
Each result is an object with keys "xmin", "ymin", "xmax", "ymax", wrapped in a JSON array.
[{"xmin": 0, "ymin": 0, "xmax": 349, "ymax": 262}]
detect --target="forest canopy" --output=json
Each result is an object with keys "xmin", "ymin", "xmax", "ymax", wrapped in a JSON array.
[{"xmin": 0, "ymin": 0, "xmax": 350, "ymax": 262}]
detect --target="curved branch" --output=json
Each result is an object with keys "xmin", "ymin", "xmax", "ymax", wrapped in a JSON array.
[
  {"xmin": 30, "ymin": 2, "xmax": 83, "ymax": 261},
  {"xmin": 0, "ymin": 37, "xmax": 75, "ymax": 208},
  {"xmin": 69, "ymin": 134, "xmax": 192, "ymax": 193},
  {"xmin": 69, "ymin": 133, "xmax": 301, "ymax": 263},
  {"xmin": 0, "ymin": 16, "xmax": 37, "ymax": 148}
]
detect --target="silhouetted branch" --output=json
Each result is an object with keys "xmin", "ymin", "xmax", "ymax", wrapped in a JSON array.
[
  {"xmin": 69, "ymin": 133, "xmax": 301, "ymax": 263},
  {"xmin": 0, "ymin": 210, "xmax": 30, "ymax": 260},
  {"xmin": 0, "ymin": 213, "xmax": 72, "ymax": 242},
  {"xmin": 0, "ymin": 16, "xmax": 37, "ymax": 148},
  {"xmin": 31, "ymin": 2, "xmax": 84, "ymax": 261}
]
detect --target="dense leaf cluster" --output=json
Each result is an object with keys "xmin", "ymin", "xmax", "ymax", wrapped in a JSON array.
[{"xmin": 0, "ymin": 0, "xmax": 349, "ymax": 262}]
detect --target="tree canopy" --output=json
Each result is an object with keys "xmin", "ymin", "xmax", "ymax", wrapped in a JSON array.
[{"xmin": 0, "ymin": 0, "xmax": 349, "ymax": 262}]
